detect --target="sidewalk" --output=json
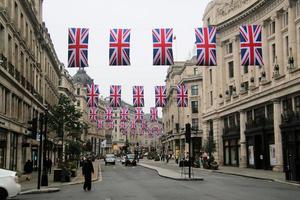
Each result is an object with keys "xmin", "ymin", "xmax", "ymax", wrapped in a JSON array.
[
  {"xmin": 139, "ymin": 159, "xmax": 299, "ymax": 186},
  {"xmin": 20, "ymin": 159, "xmax": 101, "ymax": 193}
]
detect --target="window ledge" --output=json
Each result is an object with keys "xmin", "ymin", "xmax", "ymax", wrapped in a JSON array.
[
  {"xmin": 273, "ymin": 74, "xmax": 285, "ymax": 81},
  {"xmin": 250, "ymin": 85, "xmax": 259, "ymax": 91},
  {"xmin": 260, "ymin": 80, "xmax": 271, "ymax": 86},
  {"xmin": 288, "ymin": 67, "xmax": 300, "ymax": 74},
  {"xmin": 240, "ymin": 90, "xmax": 248, "ymax": 95}
]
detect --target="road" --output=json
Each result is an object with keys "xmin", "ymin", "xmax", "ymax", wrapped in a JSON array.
[{"xmin": 18, "ymin": 161, "xmax": 300, "ymax": 200}]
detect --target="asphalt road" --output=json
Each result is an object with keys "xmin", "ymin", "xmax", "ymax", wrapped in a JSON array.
[{"xmin": 18, "ymin": 161, "xmax": 300, "ymax": 200}]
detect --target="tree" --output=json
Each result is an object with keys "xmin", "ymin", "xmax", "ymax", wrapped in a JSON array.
[{"xmin": 48, "ymin": 94, "xmax": 83, "ymax": 162}]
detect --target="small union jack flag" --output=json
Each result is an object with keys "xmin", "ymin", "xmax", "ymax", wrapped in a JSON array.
[
  {"xmin": 68, "ymin": 28, "xmax": 89, "ymax": 68},
  {"xmin": 86, "ymin": 83, "xmax": 100, "ymax": 107},
  {"xmin": 133, "ymin": 86, "xmax": 144, "ymax": 107},
  {"xmin": 150, "ymin": 107, "xmax": 158, "ymax": 122},
  {"xmin": 130, "ymin": 120, "xmax": 136, "ymax": 130},
  {"xmin": 177, "ymin": 85, "xmax": 188, "ymax": 107},
  {"xmin": 135, "ymin": 107, "xmax": 144, "ymax": 123},
  {"xmin": 89, "ymin": 107, "xmax": 97, "ymax": 122},
  {"xmin": 155, "ymin": 86, "xmax": 167, "ymax": 107},
  {"xmin": 152, "ymin": 28, "xmax": 174, "ymax": 65},
  {"xmin": 141, "ymin": 120, "xmax": 148, "ymax": 130},
  {"xmin": 240, "ymin": 25, "xmax": 263, "ymax": 66},
  {"xmin": 120, "ymin": 107, "xmax": 129, "ymax": 122},
  {"xmin": 195, "ymin": 27, "xmax": 217, "ymax": 66},
  {"xmin": 108, "ymin": 121, "xmax": 114, "ymax": 130},
  {"xmin": 105, "ymin": 107, "xmax": 113, "ymax": 122},
  {"xmin": 97, "ymin": 119, "xmax": 103, "ymax": 129},
  {"xmin": 119, "ymin": 121, "xmax": 126, "ymax": 130},
  {"xmin": 109, "ymin": 29, "xmax": 131, "ymax": 65},
  {"xmin": 109, "ymin": 85, "xmax": 121, "ymax": 107}
]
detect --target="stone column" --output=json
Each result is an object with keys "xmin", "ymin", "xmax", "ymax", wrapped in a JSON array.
[
  {"xmin": 275, "ymin": 11, "xmax": 283, "ymax": 75},
  {"xmin": 239, "ymin": 110, "xmax": 247, "ymax": 168},
  {"xmin": 6, "ymin": 132, "xmax": 10, "ymax": 169},
  {"xmin": 17, "ymin": 135, "xmax": 22, "ymax": 172},
  {"xmin": 273, "ymin": 100, "xmax": 283, "ymax": 171}
]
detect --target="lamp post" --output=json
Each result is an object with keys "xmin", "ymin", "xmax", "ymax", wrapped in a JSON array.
[
  {"xmin": 37, "ymin": 113, "xmax": 44, "ymax": 189},
  {"xmin": 41, "ymin": 106, "xmax": 48, "ymax": 186}
]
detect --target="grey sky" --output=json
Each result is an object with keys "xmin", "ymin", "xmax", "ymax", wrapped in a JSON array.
[{"xmin": 43, "ymin": 0, "xmax": 210, "ymax": 116}]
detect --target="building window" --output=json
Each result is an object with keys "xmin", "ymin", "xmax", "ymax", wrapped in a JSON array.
[
  {"xmin": 207, "ymin": 17, "xmax": 211, "ymax": 26},
  {"xmin": 267, "ymin": 104, "xmax": 274, "ymax": 120},
  {"xmin": 77, "ymin": 88, "xmax": 80, "ymax": 95},
  {"xmin": 285, "ymin": 36, "xmax": 289, "ymax": 57},
  {"xmin": 283, "ymin": 98, "xmax": 293, "ymax": 114},
  {"xmin": 0, "ymin": 24, "xmax": 4, "ymax": 52},
  {"xmin": 229, "ymin": 85, "xmax": 233, "ymax": 96},
  {"xmin": 271, "ymin": 43, "xmax": 276, "ymax": 63},
  {"xmin": 77, "ymin": 100, "xmax": 80, "ymax": 106},
  {"xmin": 192, "ymin": 118, "xmax": 199, "ymax": 130},
  {"xmin": 243, "ymin": 65, "xmax": 248, "ymax": 74},
  {"xmin": 282, "ymin": 11, "xmax": 288, "ymax": 27},
  {"xmin": 243, "ymin": 81, "xmax": 249, "ymax": 91},
  {"xmin": 210, "ymin": 91, "xmax": 213, "ymax": 106},
  {"xmin": 229, "ymin": 115, "xmax": 235, "ymax": 127},
  {"xmin": 191, "ymin": 85, "xmax": 198, "ymax": 96},
  {"xmin": 224, "ymin": 117, "xmax": 229, "ymax": 128},
  {"xmin": 226, "ymin": 42, "xmax": 233, "ymax": 54},
  {"xmin": 193, "ymin": 67, "xmax": 198, "ymax": 75},
  {"xmin": 228, "ymin": 61, "xmax": 234, "ymax": 78},
  {"xmin": 295, "ymin": 96, "xmax": 300, "ymax": 112},
  {"xmin": 191, "ymin": 101, "xmax": 198, "ymax": 113},
  {"xmin": 209, "ymin": 68, "xmax": 212, "ymax": 84},
  {"xmin": 246, "ymin": 110, "xmax": 253, "ymax": 123},
  {"xmin": 114, "ymin": 127, "xmax": 117, "ymax": 132},
  {"xmin": 269, "ymin": 21, "xmax": 275, "ymax": 36}
]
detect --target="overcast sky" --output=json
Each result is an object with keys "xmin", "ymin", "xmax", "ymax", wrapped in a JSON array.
[{"xmin": 43, "ymin": 0, "xmax": 210, "ymax": 116}]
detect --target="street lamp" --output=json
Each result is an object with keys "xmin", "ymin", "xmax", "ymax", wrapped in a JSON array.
[{"xmin": 41, "ymin": 105, "xmax": 48, "ymax": 186}]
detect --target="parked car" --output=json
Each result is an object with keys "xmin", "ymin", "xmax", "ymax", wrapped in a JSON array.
[
  {"xmin": 0, "ymin": 169, "xmax": 21, "ymax": 200},
  {"xmin": 104, "ymin": 154, "xmax": 116, "ymax": 165},
  {"xmin": 125, "ymin": 154, "xmax": 137, "ymax": 166}
]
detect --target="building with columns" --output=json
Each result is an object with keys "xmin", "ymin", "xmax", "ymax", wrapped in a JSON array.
[
  {"xmin": 202, "ymin": 0, "xmax": 300, "ymax": 181},
  {"xmin": 0, "ymin": 0, "xmax": 61, "ymax": 171},
  {"xmin": 162, "ymin": 58, "xmax": 203, "ymax": 161}
]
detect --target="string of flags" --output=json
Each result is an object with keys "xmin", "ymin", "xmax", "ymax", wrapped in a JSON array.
[{"xmin": 67, "ymin": 25, "xmax": 263, "ymax": 67}]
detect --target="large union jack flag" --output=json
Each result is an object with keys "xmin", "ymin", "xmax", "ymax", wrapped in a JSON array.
[
  {"xmin": 109, "ymin": 29, "xmax": 131, "ymax": 65},
  {"xmin": 155, "ymin": 86, "xmax": 167, "ymax": 107},
  {"xmin": 105, "ymin": 107, "xmax": 113, "ymax": 122},
  {"xmin": 133, "ymin": 86, "xmax": 144, "ymax": 107},
  {"xmin": 120, "ymin": 107, "xmax": 129, "ymax": 122},
  {"xmin": 89, "ymin": 107, "xmax": 97, "ymax": 122},
  {"xmin": 152, "ymin": 28, "xmax": 174, "ymax": 65},
  {"xmin": 195, "ymin": 27, "xmax": 217, "ymax": 66},
  {"xmin": 240, "ymin": 25, "xmax": 263, "ymax": 66},
  {"xmin": 150, "ymin": 107, "xmax": 158, "ymax": 122},
  {"xmin": 86, "ymin": 83, "xmax": 100, "ymax": 107},
  {"xmin": 109, "ymin": 85, "xmax": 121, "ymax": 107},
  {"xmin": 68, "ymin": 28, "xmax": 89, "ymax": 68},
  {"xmin": 135, "ymin": 107, "xmax": 144, "ymax": 122},
  {"xmin": 97, "ymin": 119, "xmax": 103, "ymax": 129},
  {"xmin": 177, "ymin": 85, "xmax": 188, "ymax": 107}
]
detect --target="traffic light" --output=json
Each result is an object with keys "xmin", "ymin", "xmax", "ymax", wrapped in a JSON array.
[
  {"xmin": 185, "ymin": 123, "xmax": 191, "ymax": 143},
  {"xmin": 28, "ymin": 117, "xmax": 38, "ymax": 139}
]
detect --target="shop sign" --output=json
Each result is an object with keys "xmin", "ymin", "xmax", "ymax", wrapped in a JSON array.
[{"xmin": 269, "ymin": 144, "xmax": 276, "ymax": 166}]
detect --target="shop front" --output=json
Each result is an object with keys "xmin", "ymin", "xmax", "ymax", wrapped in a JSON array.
[
  {"xmin": 0, "ymin": 128, "xmax": 7, "ymax": 168},
  {"xmin": 223, "ymin": 126, "xmax": 240, "ymax": 167}
]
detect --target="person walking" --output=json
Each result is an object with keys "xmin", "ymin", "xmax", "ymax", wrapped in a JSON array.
[
  {"xmin": 82, "ymin": 157, "xmax": 94, "ymax": 191},
  {"xmin": 24, "ymin": 160, "xmax": 33, "ymax": 181}
]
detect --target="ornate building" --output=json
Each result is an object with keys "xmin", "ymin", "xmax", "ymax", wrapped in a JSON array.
[
  {"xmin": 0, "ymin": 0, "xmax": 60, "ymax": 171},
  {"xmin": 202, "ymin": 0, "xmax": 300, "ymax": 181},
  {"xmin": 162, "ymin": 58, "xmax": 203, "ymax": 160}
]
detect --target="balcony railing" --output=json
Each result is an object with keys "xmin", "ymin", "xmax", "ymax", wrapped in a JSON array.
[
  {"xmin": 281, "ymin": 111, "xmax": 300, "ymax": 125},
  {"xmin": 8, "ymin": 62, "xmax": 14, "ymax": 76}
]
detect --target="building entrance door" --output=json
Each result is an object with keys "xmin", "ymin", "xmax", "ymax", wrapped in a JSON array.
[{"xmin": 254, "ymin": 135, "xmax": 263, "ymax": 169}]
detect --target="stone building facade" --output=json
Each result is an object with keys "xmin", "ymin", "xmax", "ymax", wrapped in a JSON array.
[
  {"xmin": 0, "ymin": 0, "xmax": 60, "ymax": 171},
  {"xmin": 202, "ymin": 0, "xmax": 300, "ymax": 181},
  {"xmin": 162, "ymin": 58, "xmax": 203, "ymax": 160}
]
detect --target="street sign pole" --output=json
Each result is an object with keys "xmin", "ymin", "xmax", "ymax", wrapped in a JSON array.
[{"xmin": 37, "ymin": 113, "xmax": 44, "ymax": 190}]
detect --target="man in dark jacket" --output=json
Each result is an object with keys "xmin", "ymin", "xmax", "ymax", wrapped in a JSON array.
[
  {"xmin": 82, "ymin": 157, "xmax": 94, "ymax": 191},
  {"xmin": 24, "ymin": 160, "xmax": 33, "ymax": 181}
]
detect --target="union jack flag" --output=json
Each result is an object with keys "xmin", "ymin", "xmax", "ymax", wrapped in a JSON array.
[
  {"xmin": 89, "ymin": 107, "xmax": 97, "ymax": 122},
  {"xmin": 240, "ymin": 25, "xmax": 263, "ymax": 66},
  {"xmin": 133, "ymin": 86, "xmax": 144, "ymax": 107},
  {"xmin": 150, "ymin": 107, "xmax": 158, "ymax": 122},
  {"xmin": 119, "ymin": 121, "xmax": 126, "ymax": 130},
  {"xmin": 195, "ymin": 27, "xmax": 217, "ymax": 66},
  {"xmin": 141, "ymin": 120, "xmax": 148, "ymax": 130},
  {"xmin": 155, "ymin": 86, "xmax": 167, "ymax": 107},
  {"xmin": 152, "ymin": 28, "xmax": 174, "ymax": 65},
  {"xmin": 105, "ymin": 107, "xmax": 113, "ymax": 122},
  {"xmin": 120, "ymin": 107, "xmax": 129, "ymax": 122},
  {"xmin": 130, "ymin": 120, "xmax": 136, "ymax": 130},
  {"xmin": 68, "ymin": 28, "xmax": 89, "ymax": 68},
  {"xmin": 177, "ymin": 85, "xmax": 188, "ymax": 107},
  {"xmin": 109, "ymin": 29, "xmax": 131, "ymax": 65},
  {"xmin": 109, "ymin": 85, "xmax": 121, "ymax": 107},
  {"xmin": 97, "ymin": 119, "xmax": 103, "ymax": 129},
  {"xmin": 86, "ymin": 83, "xmax": 100, "ymax": 107},
  {"xmin": 135, "ymin": 107, "xmax": 144, "ymax": 122},
  {"xmin": 108, "ymin": 121, "xmax": 114, "ymax": 130}
]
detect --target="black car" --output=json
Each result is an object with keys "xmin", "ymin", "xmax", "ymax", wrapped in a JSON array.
[{"xmin": 125, "ymin": 154, "xmax": 137, "ymax": 166}]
